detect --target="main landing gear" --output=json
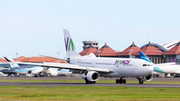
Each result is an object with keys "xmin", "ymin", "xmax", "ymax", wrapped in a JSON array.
[
  {"xmin": 116, "ymin": 78, "xmax": 126, "ymax": 84},
  {"xmin": 116, "ymin": 77, "xmax": 144, "ymax": 84},
  {"xmin": 86, "ymin": 80, "xmax": 96, "ymax": 84},
  {"xmin": 85, "ymin": 78, "xmax": 96, "ymax": 84}
]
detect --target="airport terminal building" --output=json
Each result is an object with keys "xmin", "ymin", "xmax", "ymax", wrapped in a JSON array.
[
  {"xmin": 0, "ymin": 40, "xmax": 179, "ymax": 65},
  {"xmin": 80, "ymin": 40, "xmax": 180, "ymax": 64}
]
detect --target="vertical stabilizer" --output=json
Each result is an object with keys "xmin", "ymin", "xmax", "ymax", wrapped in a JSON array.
[
  {"xmin": 173, "ymin": 58, "xmax": 176, "ymax": 62},
  {"xmin": 63, "ymin": 29, "xmax": 81, "ymax": 57},
  {"xmin": 4, "ymin": 56, "xmax": 20, "ymax": 68},
  {"xmin": 139, "ymin": 52, "xmax": 152, "ymax": 63}
]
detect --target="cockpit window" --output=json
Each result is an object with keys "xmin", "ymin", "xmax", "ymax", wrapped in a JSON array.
[{"xmin": 143, "ymin": 64, "xmax": 151, "ymax": 66}]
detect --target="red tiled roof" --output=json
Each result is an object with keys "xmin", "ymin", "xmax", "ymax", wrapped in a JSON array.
[
  {"xmin": 94, "ymin": 43, "xmax": 118, "ymax": 57},
  {"xmin": 133, "ymin": 42, "xmax": 163, "ymax": 55},
  {"xmin": 79, "ymin": 45, "xmax": 98, "ymax": 56},
  {"xmin": 14, "ymin": 56, "xmax": 27, "ymax": 62},
  {"xmin": 0, "ymin": 56, "xmax": 67, "ymax": 63},
  {"xmin": 117, "ymin": 42, "xmax": 140, "ymax": 56},
  {"xmin": 20, "ymin": 57, "xmax": 67, "ymax": 63},
  {"xmin": 163, "ymin": 41, "xmax": 180, "ymax": 55},
  {"xmin": 0, "ymin": 58, "xmax": 7, "ymax": 62}
]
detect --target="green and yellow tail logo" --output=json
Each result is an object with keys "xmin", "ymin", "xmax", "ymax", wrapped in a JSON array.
[{"xmin": 64, "ymin": 37, "xmax": 74, "ymax": 51}]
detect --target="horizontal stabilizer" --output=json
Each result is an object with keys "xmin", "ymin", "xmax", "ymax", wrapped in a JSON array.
[{"xmin": 4, "ymin": 56, "xmax": 20, "ymax": 67}]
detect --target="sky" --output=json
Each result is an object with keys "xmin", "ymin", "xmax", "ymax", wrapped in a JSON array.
[{"xmin": 0, "ymin": 0, "xmax": 180, "ymax": 58}]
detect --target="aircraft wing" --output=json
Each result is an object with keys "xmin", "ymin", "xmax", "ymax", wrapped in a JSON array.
[
  {"xmin": 38, "ymin": 54, "xmax": 69, "ymax": 62},
  {"xmin": 16, "ymin": 62, "xmax": 111, "ymax": 73}
]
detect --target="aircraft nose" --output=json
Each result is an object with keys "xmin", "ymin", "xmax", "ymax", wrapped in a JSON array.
[
  {"xmin": 140, "ymin": 66, "xmax": 153, "ymax": 76},
  {"xmin": 147, "ymin": 66, "xmax": 153, "ymax": 74}
]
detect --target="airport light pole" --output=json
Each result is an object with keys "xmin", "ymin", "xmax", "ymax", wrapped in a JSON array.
[
  {"xmin": 57, "ymin": 51, "xmax": 60, "ymax": 63},
  {"xmin": 97, "ymin": 50, "xmax": 101, "ymax": 57},
  {"xmin": 16, "ymin": 52, "xmax": 18, "ymax": 62},
  {"xmin": 129, "ymin": 49, "xmax": 132, "ymax": 58}
]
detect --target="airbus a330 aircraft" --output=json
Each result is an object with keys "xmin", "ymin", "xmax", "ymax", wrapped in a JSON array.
[
  {"xmin": 139, "ymin": 52, "xmax": 180, "ymax": 74},
  {"xmin": 17, "ymin": 29, "xmax": 153, "ymax": 84}
]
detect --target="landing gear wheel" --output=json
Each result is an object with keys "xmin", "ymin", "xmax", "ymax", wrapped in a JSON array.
[
  {"xmin": 119, "ymin": 79, "xmax": 122, "ymax": 84},
  {"xmin": 85, "ymin": 80, "xmax": 96, "ymax": 84},
  {"xmin": 139, "ymin": 79, "xmax": 144, "ymax": 84},
  {"xmin": 122, "ymin": 79, "xmax": 126, "ymax": 84},
  {"xmin": 116, "ymin": 78, "xmax": 126, "ymax": 84},
  {"xmin": 116, "ymin": 79, "xmax": 119, "ymax": 84},
  {"xmin": 86, "ymin": 80, "xmax": 89, "ymax": 84}
]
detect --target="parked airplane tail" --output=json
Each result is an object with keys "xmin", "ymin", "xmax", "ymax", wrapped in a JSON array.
[
  {"xmin": 63, "ymin": 29, "xmax": 81, "ymax": 57},
  {"xmin": 4, "ymin": 56, "xmax": 20, "ymax": 68},
  {"xmin": 139, "ymin": 52, "xmax": 152, "ymax": 63},
  {"xmin": 173, "ymin": 58, "xmax": 176, "ymax": 62}
]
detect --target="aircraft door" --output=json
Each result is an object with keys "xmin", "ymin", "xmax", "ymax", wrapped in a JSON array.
[{"xmin": 132, "ymin": 65, "xmax": 138, "ymax": 75}]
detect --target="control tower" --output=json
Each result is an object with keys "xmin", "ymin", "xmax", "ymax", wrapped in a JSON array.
[{"xmin": 82, "ymin": 41, "xmax": 99, "ymax": 50}]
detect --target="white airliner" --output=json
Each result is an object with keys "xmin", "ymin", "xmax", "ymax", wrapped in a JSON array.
[
  {"xmin": 17, "ymin": 29, "xmax": 153, "ymax": 84},
  {"xmin": 139, "ymin": 52, "xmax": 180, "ymax": 74}
]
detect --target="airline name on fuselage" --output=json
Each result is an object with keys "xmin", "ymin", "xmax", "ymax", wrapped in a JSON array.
[{"xmin": 115, "ymin": 60, "xmax": 131, "ymax": 67}]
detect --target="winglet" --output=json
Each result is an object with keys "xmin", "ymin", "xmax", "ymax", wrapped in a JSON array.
[
  {"xmin": 4, "ymin": 56, "xmax": 20, "ymax": 68},
  {"xmin": 139, "ymin": 52, "xmax": 152, "ymax": 63}
]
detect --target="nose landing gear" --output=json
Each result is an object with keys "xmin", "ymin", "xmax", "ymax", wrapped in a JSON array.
[{"xmin": 138, "ymin": 78, "xmax": 144, "ymax": 84}]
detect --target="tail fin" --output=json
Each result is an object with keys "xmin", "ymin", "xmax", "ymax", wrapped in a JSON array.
[
  {"xmin": 4, "ymin": 56, "xmax": 20, "ymax": 68},
  {"xmin": 63, "ymin": 29, "xmax": 81, "ymax": 57},
  {"xmin": 173, "ymin": 58, "xmax": 176, "ymax": 62},
  {"xmin": 139, "ymin": 52, "xmax": 152, "ymax": 63}
]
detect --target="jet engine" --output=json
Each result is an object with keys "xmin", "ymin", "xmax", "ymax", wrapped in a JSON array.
[
  {"xmin": 82, "ymin": 71, "xmax": 100, "ymax": 82},
  {"xmin": 143, "ymin": 74, "xmax": 153, "ymax": 81}
]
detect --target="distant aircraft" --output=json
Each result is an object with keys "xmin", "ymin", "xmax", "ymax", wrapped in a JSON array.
[
  {"xmin": 139, "ymin": 52, "xmax": 180, "ymax": 74},
  {"xmin": 2, "ymin": 56, "xmax": 71, "ymax": 77},
  {"xmin": 1, "ymin": 56, "xmax": 44, "ymax": 76},
  {"xmin": 0, "ymin": 72, "xmax": 7, "ymax": 77},
  {"xmin": 43, "ymin": 68, "xmax": 72, "ymax": 77},
  {"xmin": 17, "ymin": 29, "xmax": 153, "ymax": 84}
]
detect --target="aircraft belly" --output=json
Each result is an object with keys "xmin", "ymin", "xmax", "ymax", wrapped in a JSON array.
[
  {"xmin": 134, "ymin": 67, "xmax": 152, "ymax": 76},
  {"xmin": 100, "ymin": 72, "xmax": 120, "ymax": 77},
  {"xmin": 116, "ymin": 66, "xmax": 134, "ymax": 76}
]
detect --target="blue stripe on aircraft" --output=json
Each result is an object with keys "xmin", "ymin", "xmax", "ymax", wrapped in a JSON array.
[
  {"xmin": 8, "ymin": 67, "xmax": 43, "ymax": 73},
  {"xmin": 153, "ymin": 67, "xmax": 167, "ymax": 73}
]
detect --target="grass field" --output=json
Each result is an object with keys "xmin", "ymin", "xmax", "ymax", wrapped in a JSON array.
[
  {"xmin": 1, "ymin": 79, "xmax": 180, "ymax": 84},
  {"xmin": 0, "ymin": 79, "xmax": 180, "ymax": 101},
  {"xmin": 0, "ymin": 86, "xmax": 180, "ymax": 101}
]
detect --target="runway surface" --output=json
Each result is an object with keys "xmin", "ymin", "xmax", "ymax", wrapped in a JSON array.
[{"xmin": 0, "ymin": 77, "xmax": 180, "ymax": 88}]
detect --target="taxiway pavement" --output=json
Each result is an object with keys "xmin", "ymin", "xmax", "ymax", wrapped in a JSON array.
[{"xmin": 0, "ymin": 77, "xmax": 180, "ymax": 88}]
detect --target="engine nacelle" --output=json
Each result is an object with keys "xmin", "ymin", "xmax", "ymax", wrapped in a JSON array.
[
  {"xmin": 45, "ymin": 69, "xmax": 58, "ymax": 77},
  {"xmin": 82, "ymin": 71, "xmax": 100, "ymax": 82},
  {"xmin": 143, "ymin": 74, "xmax": 153, "ymax": 81}
]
